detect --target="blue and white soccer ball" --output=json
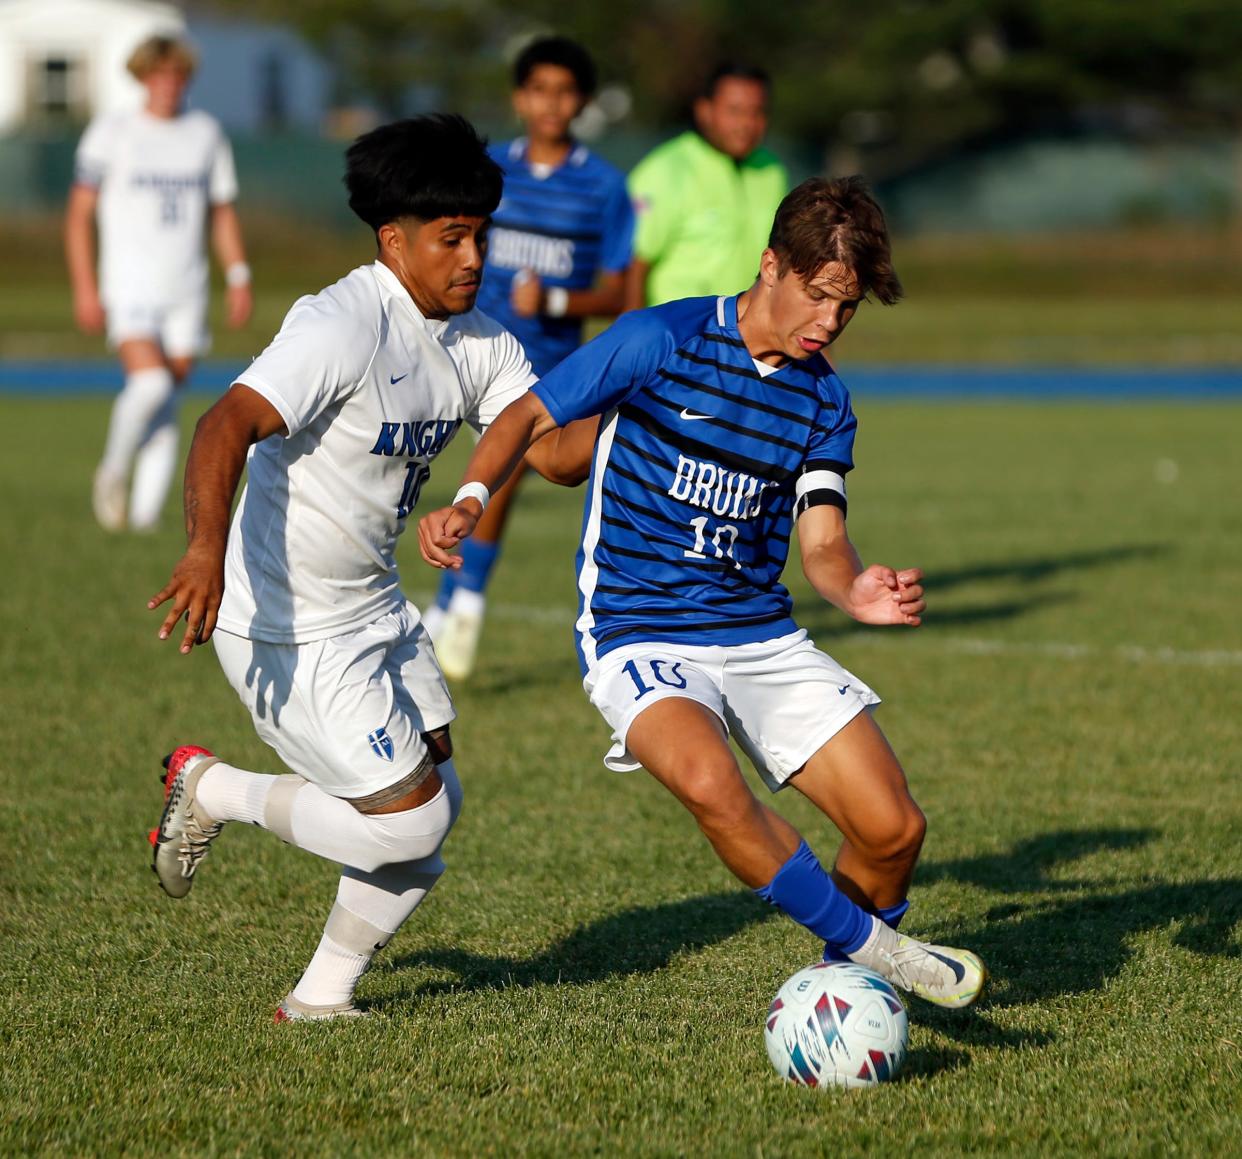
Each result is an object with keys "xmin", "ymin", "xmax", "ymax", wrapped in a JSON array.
[{"xmin": 764, "ymin": 962, "xmax": 908, "ymax": 1089}]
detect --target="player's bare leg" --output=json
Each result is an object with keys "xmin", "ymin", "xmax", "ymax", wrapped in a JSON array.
[
  {"xmin": 625, "ymin": 697, "xmax": 800, "ymax": 886},
  {"xmin": 787, "ymin": 711, "xmax": 926, "ymax": 913},
  {"xmin": 625, "ymin": 697, "xmax": 984, "ymax": 1008}
]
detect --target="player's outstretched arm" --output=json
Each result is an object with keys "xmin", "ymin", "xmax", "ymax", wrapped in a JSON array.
[
  {"xmin": 797, "ymin": 505, "xmax": 925, "ymax": 628},
  {"xmin": 148, "ymin": 385, "xmax": 286, "ymax": 653},
  {"xmin": 418, "ymin": 392, "xmax": 559, "ymax": 569},
  {"xmin": 525, "ymin": 415, "xmax": 599, "ymax": 486}
]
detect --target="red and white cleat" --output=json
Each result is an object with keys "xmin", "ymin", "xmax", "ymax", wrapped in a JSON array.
[{"xmin": 150, "ymin": 745, "xmax": 222, "ymax": 899}]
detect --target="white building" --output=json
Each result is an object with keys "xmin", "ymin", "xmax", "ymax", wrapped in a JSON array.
[
  {"xmin": 0, "ymin": 0, "xmax": 183, "ymax": 132},
  {"xmin": 0, "ymin": 0, "xmax": 331, "ymax": 135}
]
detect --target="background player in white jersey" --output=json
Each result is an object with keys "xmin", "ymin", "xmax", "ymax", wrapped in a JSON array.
[
  {"xmin": 65, "ymin": 34, "xmax": 252, "ymax": 533},
  {"xmin": 146, "ymin": 115, "xmax": 591, "ymax": 1021},
  {"xmin": 420, "ymin": 178, "xmax": 987, "ymax": 1010}
]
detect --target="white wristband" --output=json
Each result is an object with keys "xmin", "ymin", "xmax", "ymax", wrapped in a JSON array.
[
  {"xmin": 544, "ymin": 286, "xmax": 569, "ymax": 317},
  {"xmin": 225, "ymin": 262, "xmax": 251, "ymax": 287},
  {"xmin": 452, "ymin": 481, "xmax": 490, "ymax": 512}
]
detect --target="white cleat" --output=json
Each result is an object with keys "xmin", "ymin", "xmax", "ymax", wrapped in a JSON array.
[
  {"xmin": 92, "ymin": 466, "xmax": 127, "ymax": 532},
  {"xmin": 149, "ymin": 745, "xmax": 222, "ymax": 899},
  {"xmin": 435, "ymin": 607, "xmax": 483, "ymax": 681},
  {"xmin": 849, "ymin": 923, "xmax": 987, "ymax": 1009},
  {"xmin": 274, "ymin": 994, "xmax": 367, "ymax": 1023}
]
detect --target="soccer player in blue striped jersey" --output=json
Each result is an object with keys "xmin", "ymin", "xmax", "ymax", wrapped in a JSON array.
[
  {"xmin": 421, "ymin": 178, "xmax": 986, "ymax": 1009},
  {"xmin": 426, "ymin": 36, "xmax": 634, "ymax": 678}
]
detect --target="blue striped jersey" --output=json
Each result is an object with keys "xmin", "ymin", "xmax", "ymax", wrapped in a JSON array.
[
  {"xmin": 477, "ymin": 139, "xmax": 634, "ymax": 376},
  {"xmin": 532, "ymin": 294, "xmax": 858, "ymax": 675}
]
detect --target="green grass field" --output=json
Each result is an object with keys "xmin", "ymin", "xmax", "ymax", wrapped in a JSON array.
[{"xmin": 1, "ymin": 394, "xmax": 1239, "ymax": 1155}]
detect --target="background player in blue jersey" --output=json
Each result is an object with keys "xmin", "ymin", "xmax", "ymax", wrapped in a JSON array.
[
  {"xmin": 420, "ymin": 178, "xmax": 987, "ymax": 1009},
  {"xmin": 425, "ymin": 36, "xmax": 635, "ymax": 679}
]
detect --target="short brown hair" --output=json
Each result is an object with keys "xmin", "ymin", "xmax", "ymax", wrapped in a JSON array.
[
  {"xmin": 767, "ymin": 177, "xmax": 903, "ymax": 305},
  {"xmin": 126, "ymin": 34, "xmax": 197, "ymax": 80}
]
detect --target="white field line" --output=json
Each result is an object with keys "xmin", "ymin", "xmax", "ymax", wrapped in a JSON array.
[{"xmin": 409, "ymin": 592, "xmax": 1242, "ymax": 669}]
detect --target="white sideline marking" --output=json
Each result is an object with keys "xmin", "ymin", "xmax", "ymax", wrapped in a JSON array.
[{"xmin": 410, "ymin": 592, "xmax": 1242, "ymax": 669}]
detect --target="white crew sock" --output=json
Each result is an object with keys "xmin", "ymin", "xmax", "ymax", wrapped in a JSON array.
[
  {"xmin": 100, "ymin": 367, "xmax": 175, "ymax": 478},
  {"xmin": 128, "ymin": 394, "xmax": 180, "ymax": 531},
  {"xmin": 447, "ymin": 587, "xmax": 485, "ymax": 618}
]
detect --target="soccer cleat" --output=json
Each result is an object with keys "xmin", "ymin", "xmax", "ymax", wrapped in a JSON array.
[
  {"xmin": 150, "ymin": 745, "xmax": 222, "ymax": 899},
  {"xmin": 92, "ymin": 467, "xmax": 127, "ymax": 532},
  {"xmin": 274, "ymin": 994, "xmax": 367, "ymax": 1023},
  {"xmin": 849, "ymin": 922, "xmax": 987, "ymax": 1009},
  {"xmin": 434, "ymin": 607, "xmax": 483, "ymax": 681}
]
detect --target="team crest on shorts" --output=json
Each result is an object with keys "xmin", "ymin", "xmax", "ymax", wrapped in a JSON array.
[{"xmin": 368, "ymin": 727, "xmax": 394, "ymax": 761}]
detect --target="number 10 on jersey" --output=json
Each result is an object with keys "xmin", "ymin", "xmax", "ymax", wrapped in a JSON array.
[{"xmin": 685, "ymin": 515, "xmax": 739, "ymax": 562}]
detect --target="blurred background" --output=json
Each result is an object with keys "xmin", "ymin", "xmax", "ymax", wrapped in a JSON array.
[{"xmin": 1, "ymin": 0, "xmax": 1240, "ymax": 375}]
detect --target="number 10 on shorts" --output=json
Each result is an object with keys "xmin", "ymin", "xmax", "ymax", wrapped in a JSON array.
[{"xmin": 622, "ymin": 658, "xmax": 688, "ymax": 700}]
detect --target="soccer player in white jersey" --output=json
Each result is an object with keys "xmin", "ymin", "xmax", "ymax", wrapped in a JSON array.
[
  {"xmin": 146, "ymin": 115, "xmax": 591, "ymax": 1021},
  {"xmin": 65, "ymin": 34, "xmax": 252, "ymax": 533},
  {"xmin": 420, "ymin": 178, "xmax": 987, "ymax": 1010}
]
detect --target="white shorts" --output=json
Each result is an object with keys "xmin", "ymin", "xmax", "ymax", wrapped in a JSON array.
[
  {"xmin": 212, "ymin": 600, "xmax": 455, "ymax": 799},
  {"xmin": 584, "ymin": 630, "xmax": 881, "ymax": 791},
  {"xmin": 106, "ymin": 294, "xmax": 209, "ymax": 357}
]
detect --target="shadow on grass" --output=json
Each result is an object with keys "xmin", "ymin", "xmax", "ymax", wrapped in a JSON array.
[
  {"xmin": 799, "ymin": 543, "xmax": 1168, "ymax": 636},
  {"xmin": 918, "ymin": 827, "xmax": 1241, "ymax": 1029},
  {"xmin": 387, "ymin": 890, "xmax": 774, "ymax": 996}
]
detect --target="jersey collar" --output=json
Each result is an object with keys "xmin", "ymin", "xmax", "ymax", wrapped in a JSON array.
[{"xmin": 371, "ymin": 261, "xmax": 452, "ymax": 340}]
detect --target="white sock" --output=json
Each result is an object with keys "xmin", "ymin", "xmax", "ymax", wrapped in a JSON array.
[
  {"xmin": 128, "ymin": 394, "xmax": 179, "ymax": 530},
  {"xmin": 291, "ymin": 858, "xmax": 442, "ymax": 1007},
  {"xmin": 100, "ymin": 367, "xmax": 175, "ymax": 478},
  {"xmin": 289, "ymin": 760, "xmax": 462, "ymax": 1007},
  {"xmin": 447, "ymin": 587, "xmax": 485, "ymax": 618}
]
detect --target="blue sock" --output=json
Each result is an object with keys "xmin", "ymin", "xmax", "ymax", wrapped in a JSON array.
[
  {"xmin": 433, "ymin": 570, "xmax": 456, "ymax": 611},
  {"xmin": 455, "ymin": 538, "xmax": 501, "ymax": 594},
  {"xmin": 878, "ymin": 899, "xmax": 910, "ymax": 929},
  {"xmin": 823, "ymin": 897, "xmax": 911, "ymax": 961},
  {"xmin": 755, "ymin": 841, "xmax": 874, "ymax": 954}
]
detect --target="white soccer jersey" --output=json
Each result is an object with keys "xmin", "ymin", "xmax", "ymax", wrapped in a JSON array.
[
  {"xmin": 216, "ymin": 261, "xmax": 536, "ymax": 644},
  {"xmin": 74, "ymin": 109, "xmax": 238, "ymax": 305}
]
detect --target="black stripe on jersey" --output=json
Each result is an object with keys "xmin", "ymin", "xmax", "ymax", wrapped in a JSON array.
[
  {"xmin": 591, "ymin": 578, "xmax": 745, "ymax": 606},
  {"xmin": 801, "ymin": 458, "xmax": 852, "ymax": 476},
  {"xmin": 619, "ymin": 402, "xmax": 790, "ymax": 482},
  {"xmin": 670, "ymin": 350, "xmax": 824, "ymax": 403},
  {"xmin": 591, "ymin": 609, "xmax": 789, "ymax": 647},
  {"xmin": 606, "ymin": 457, "xmax": 680, "ymax": 506},
  {"xmin": 794, "ymin": 491, "xmax": 847, "ymax": 518},
  {"xmin": 658, "ymin": 368, "xmax": 821, "ymax": 427},
  {"xmin": 613, "ymin": 429, "xmax": 673, "ymax": 473},
  {"xmin": 702, "ymin": 332, "xmax": 747, "ymax": 349},
  {"xmin": 652, "ymin": 377, "xmax": 811, "ymax": 450}
]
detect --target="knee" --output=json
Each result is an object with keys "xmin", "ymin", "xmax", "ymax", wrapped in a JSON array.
[
  {"xmin": 670, "ymin": 759, "xmax": 753, "ymax": 828},
  {"xmin": 864, "ymin": 803, "xmax": 926, "ymax": 866}
]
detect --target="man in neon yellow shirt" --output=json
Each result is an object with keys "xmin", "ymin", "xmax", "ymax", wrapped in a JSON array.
[{"xmin": 627, "ymin": 63, "xmax": 787, "ymax": 307}]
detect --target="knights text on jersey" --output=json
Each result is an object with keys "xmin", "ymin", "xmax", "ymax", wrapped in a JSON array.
[
  {"xmin": 532, "ymin": 295, "xmax": 856, "ymax": 674},
  {"xmin": 476, "ymin": 139, "xmax": 634, "ymax": 376},
  {"xmin": 216, "ymin": 262, "xmax": 535, "ymax": 645}
]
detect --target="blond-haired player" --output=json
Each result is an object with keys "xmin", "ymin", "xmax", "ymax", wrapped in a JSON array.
[{"xmin": 65, "ymin": 34, "xmax": 252, "ymax": 532}]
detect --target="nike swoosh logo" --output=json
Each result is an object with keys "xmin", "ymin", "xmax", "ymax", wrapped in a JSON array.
[
  {"xmin": 838, "ymin": 684, "xmax": 850, "ymax": 695},
  {"xmin": 390, "ymin": 373, "xmax": 408, "ymax": 384},
  {"xmin": 679, "ymin": 409, "xmax": 711, "ymax": 421},
  {"xmin": 928, "ymin": 950, "xmax": 966, "ymax": 983}
]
